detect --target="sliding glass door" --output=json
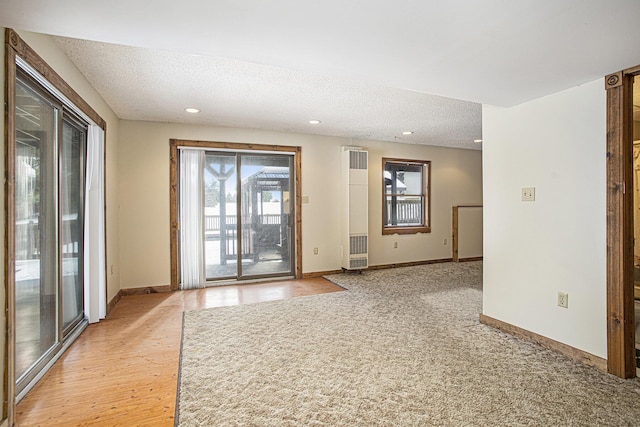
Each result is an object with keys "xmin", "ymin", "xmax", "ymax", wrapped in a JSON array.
[
  {"xmin": 199, "ymin": 151, "xmax": 294, "ymax": 281},
  {"xmin": 15, "ymin": 73, "xmax": 60, "ymax": 386},
  {"xmin": 60, "ymin": 116, "xmax": 86, "ymax": 333},
  {"xmin": 204, "ymin": 153, "xmax": 238, "ymax": 279},
  {"xmin": 239, "ymin": 155, "xmax": 292, "ymax": 277},
  {"xmin": 14, "ymin": 69, "xmax": 87, "ymax": 394}
]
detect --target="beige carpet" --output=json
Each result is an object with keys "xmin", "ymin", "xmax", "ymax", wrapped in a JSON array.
[{"xmin": 176, "ymin": 262, "xmax": 640, "ymax": 426}]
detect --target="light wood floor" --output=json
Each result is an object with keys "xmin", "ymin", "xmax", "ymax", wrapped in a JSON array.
[{"xmin": 16, "ymin": 278, "xmax": 344, "ymax": 426}]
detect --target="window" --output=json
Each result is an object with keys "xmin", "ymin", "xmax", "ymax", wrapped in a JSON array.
[{"xmin": 382, "ymin": 158, "xmax": 430, "ymax": 235}]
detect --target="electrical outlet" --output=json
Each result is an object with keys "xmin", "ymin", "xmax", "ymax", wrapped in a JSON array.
[
  {"xmin": 110, "ymin": 265, "xmax": 114, "ymax": 275},
  {"xmin": 393, "ymin": 241, "xmax": 398, "ymax": 249},
  {"xmin": 522, "ymin": 187, "xmax": 536, "ymax": 201},
  {"xmin": 313, "ymin": 247, "xmax": 318, "ymax": 255},
  {"xmin": 443, "ymin": 238, "xmax": 447, "ymax": 245},
  {"xmin": 557, "ymin": 292, "xmax": 568, "ymax": 308}
]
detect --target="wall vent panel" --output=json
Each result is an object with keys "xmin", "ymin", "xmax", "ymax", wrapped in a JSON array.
[
  {"xmin": 342, "ymin": 147, "xmax": 369, "ymax": 270},
  {"xmin": 349, "ymin": 150, "xmax": 368, "ymax": 170},
  {"xmin": 349, "ymin": 235, "xmax": 368, "ymax": 255}
]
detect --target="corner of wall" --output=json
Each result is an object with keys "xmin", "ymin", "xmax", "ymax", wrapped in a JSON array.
[{"xmin": 482, "ymin": 79, "xmax": 607, "ymax": 358}]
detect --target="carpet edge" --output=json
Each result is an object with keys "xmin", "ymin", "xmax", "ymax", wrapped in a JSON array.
[{"xmin": 174, "ymin": 310, "xmax": 186, "ymax": 427}]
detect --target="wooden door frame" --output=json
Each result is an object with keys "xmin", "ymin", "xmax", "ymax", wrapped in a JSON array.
[
  {"xmin": 169, "ymin": 139, "xmax": 302, "ymax": 290},
  {"xmin": 605, "ymin": 65, "xmax": 640, "ymax": 378},
  {"xmin": 4, "ymin": 29, "xmax": 108, "ymax": 424}
]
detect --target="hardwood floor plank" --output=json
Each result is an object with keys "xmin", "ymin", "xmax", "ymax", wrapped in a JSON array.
[{"xmin": 16, "ymin": 278, "xmax": 343, "ymax": 426}]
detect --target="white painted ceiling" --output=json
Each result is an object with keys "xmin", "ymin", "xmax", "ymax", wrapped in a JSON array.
[{"xmin": 2, "ymin": 0, "xmax": 640, "ymax": 150}]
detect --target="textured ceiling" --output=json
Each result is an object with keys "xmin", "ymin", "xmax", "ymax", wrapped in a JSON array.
[
  {"xmin": 53, "ymin": 37, "xmax": 482, "ymax": 149},
  {"xmin": 2, "ymin": 0, "xmax": 640, "ymax": 150}
]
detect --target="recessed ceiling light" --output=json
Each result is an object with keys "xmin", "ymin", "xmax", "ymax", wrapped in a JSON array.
[
  {"xmin": 402, "ymin": 131, "xmax": 414, "ymax": 135},
  {"xmin": 185, "ymin": 108, "xmax": 200, "ymax": 113},
  {"xmin": 309, "ymin": 120, "xmax": 321, "ymax": 124},
  {"xmin": 474, "ymin": 139, "xmax": 483, "ymax": 143}
]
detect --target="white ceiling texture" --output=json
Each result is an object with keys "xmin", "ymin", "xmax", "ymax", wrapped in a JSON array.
[{"xmin": 2, "ymin": 0, "xmax": 640, "ymax": 150}]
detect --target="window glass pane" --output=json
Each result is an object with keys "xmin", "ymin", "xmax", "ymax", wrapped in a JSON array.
[
  {"xmin": 400, "ymin": 169, "xmax": 423, "ymax": 194},
  {"xmin": 15, "ymin": 76, "xmax": 59, "ymax": 382},
  {"xmin": 384, "ymin": 163, "xmax": 423, "ymax": 194},
  {"xmin": 240, "ymin": 155, "xmax": 292, "ymax": 277},
  {"xmin": 384, "ymin": 196, "xmax": 423, "ymax": 226},
  {"xmin": 204, "ymin": 153, "xmax": 237, "ymax": 279},
  {"xmin": 61, "ymin": 119, "xmax": 85, "ymax": 331}
]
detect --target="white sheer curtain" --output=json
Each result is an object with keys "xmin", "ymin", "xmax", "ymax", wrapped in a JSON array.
[
  {"xmin": 179, "ymin": 148, "xmax": 205, "ymax": 289},
  {"xmin": 84, "ymin": 124, "xmax": 106, "ymax": 323}
]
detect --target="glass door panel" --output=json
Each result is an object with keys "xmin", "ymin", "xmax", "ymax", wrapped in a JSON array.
[
  {"xmin": 61, "ymin": 118, "xmax": 86, "ymax": 333},
  {"xmin": 200, "ymin": 151, "xmax": 294, "ymax": 282},
  {"xmin": 204, "ymin": 153, "xmax": 238, "ymax": 280},
  {"xmin": 239, "ymin": 155, "xmax": 293, "ymax": 278},
  {"xmin": 15, "ymin": 77, "xmax": 60, "ymax": 385}
]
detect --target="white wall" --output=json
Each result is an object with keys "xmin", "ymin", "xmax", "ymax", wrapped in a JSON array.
[
  {"xmin": 458, "ymin": 207, "xmax": 483, "ymax": 259},
  {"xmin": 118, "ymin": 121, "xmax": 483, "ymax": 289},
  {"xmin": 482, "ymin": 78, "xmax": 607, "ymax": 357},
  {"xmin": 16, "ymin": 31, "xmax": 122, "ymax": 303}
]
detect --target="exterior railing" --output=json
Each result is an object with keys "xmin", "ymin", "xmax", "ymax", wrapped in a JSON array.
[
  {"xmin": 384, "ymin": 199, "xmax": 422, "ymax": 225},
  {"xmin": 205, "ymin": 214, "xmax": 282, "ymax": 232},
  {"xmin": 16, "ymin": 216, "xmax": 80, "ymax": 260}
]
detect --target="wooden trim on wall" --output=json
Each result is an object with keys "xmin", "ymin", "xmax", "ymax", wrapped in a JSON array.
[
  {"xmin": 169, "ymin": 139, "xmax": 302, "ymax": 290},
  {"xmin": 302, "ymin": 270, "xmax": 344, "ymax": 279},
  {"xmin": 367, "ymin": 258, "xmax": 454, "ymax": 271},
  {"xmin": 6, "ymin": 29, "xmax": 106, "ymax": 130},
  {"xmin": 119, "ymin": 285, "xmax": 172, "ymax": 296},
  {"xmin": 605, "ymin": 70, "xmax": 636, "ymax": 378},
  {"xmin": 480, "ymin": 314, "xmax": 608, "ymax": 372},
  {"xmin": 458, "ymin": 256, "xmax": 483, "ymax": 262},
  {"xmin": 106, "ymin": 290, "xmax": 122, "ymax": 315},
  {"xmin": 170, "ymin": 139, "xmax": 299, "ymax": 153},
  {"xmin": 169, "ymin": 142, "xmax": 179, "ymax": 290},
  {"xmin": 301, "ymin": 257, "xmax": 466, "ymax": 279},
  {"xmin": 452, "ymin": 205, "xmax": 482, "ymax": 262}
]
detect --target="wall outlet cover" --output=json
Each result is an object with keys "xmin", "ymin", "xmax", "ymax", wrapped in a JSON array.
[
  {"xmin": 557, "ymin": 291, "xmax": 568, "ymax": 308},
  {"xmin": 522, "ymin": 187, "xmax": 536, "ymax": 202}
]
